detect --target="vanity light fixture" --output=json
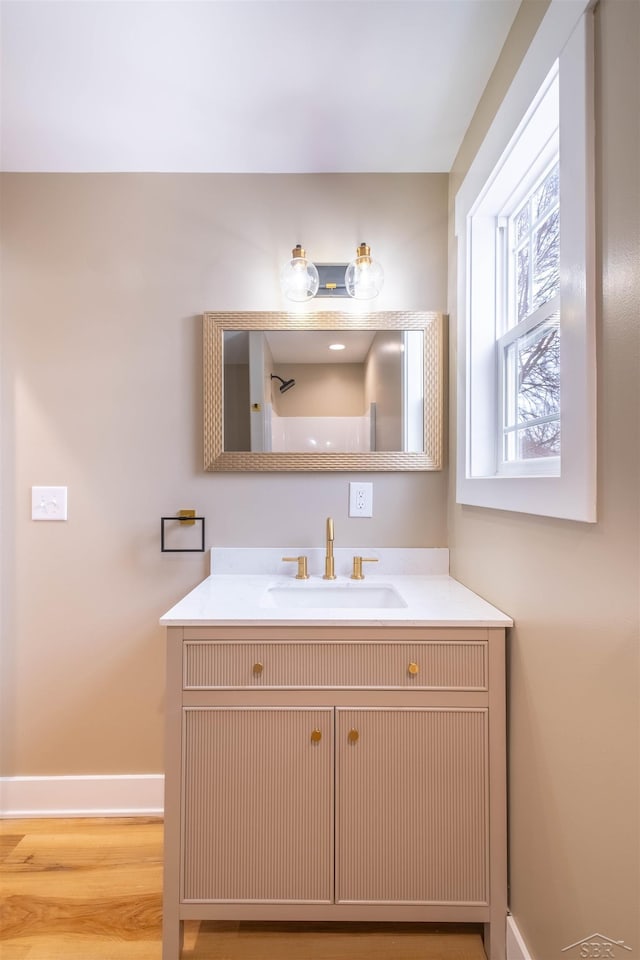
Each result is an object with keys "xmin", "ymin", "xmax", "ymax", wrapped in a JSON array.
[{"xmin": 280, "ymin": 242, "xmax": 384, "ymax": 301}]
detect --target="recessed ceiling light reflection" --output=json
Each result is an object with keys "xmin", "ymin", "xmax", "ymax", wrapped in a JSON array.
[{"xmin": 329, "ymin": 343, "xmax": 346, "ymax": 351}]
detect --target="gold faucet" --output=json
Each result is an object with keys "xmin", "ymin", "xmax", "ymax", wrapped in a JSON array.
[{"xmin": 323, "ymin": 517, "xmax": 336, "ymax": 580}]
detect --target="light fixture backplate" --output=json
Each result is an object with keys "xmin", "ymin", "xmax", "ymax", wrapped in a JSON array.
[{"xmin": 315, "ymin": 263, "xmax": 349, "ymax": 297}]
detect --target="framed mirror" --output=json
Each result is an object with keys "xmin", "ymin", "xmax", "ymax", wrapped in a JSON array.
[{"xmin": 203, "ymin": 311, "xmax": 444, "ymax": 471}]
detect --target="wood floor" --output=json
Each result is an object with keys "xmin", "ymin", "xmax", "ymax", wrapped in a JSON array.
[{"xmin": 0, "ymin": 817, "xmax": 488, "ymax": 960}]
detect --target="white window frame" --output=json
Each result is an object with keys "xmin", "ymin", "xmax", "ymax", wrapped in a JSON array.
[
  {"xmin": 455, "ymin": 1, "xmax": 596, "ymax": 522},
  {"xmin": 492, "ymin": 67, "xmax": 561, "ymax": 477}
]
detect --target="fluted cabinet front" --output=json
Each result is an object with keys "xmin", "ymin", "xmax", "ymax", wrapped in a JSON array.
[
  {"xmin": 182, "ymin": 706, "xmax": 334, "ymax": 903},
  {"xmin": 335, "ymin": 707, "xmax": 488, "ymax": 904}
]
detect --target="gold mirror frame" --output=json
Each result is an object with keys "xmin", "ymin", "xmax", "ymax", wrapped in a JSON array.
[{"xmin": 203, "ymin": 311, "xmax": 444, "ymax": 472}]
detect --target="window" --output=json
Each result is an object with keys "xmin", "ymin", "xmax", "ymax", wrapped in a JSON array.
[
  {"xmin": 455, "ymin": 2, "xmax": 596, "ymax": 522},
  {"xmin": 497, "ymin": 73, "xmax": 560, "ymax": 475}
]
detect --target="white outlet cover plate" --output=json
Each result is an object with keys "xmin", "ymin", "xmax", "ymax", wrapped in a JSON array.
[
  {"xmin": 349, "ymin": 481, "xmax": 373, "ymax": 518},
  {"xmin": 32, "ymin": 486, "xmax": 68, "ymax": 521}
]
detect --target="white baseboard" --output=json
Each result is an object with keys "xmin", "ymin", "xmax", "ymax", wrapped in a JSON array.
[
  {"xmin": 0, "ymin": 774, "xmax": 164, "ymax": 818},
  {"xmin": 507, "ymin": 915, "xmax": 534, "ymax": 960}
]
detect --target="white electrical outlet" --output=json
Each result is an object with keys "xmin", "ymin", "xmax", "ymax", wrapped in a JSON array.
[
  {"xmin": 349, "ymin": 481, "xmax": 373, "ymax": 518},
  {"xmin": 32, "ymin": 486, "xmax": 68, "ymax": 521}
]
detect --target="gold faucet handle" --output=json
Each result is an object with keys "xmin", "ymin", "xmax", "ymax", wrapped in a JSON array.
[
  {"xmin": 351, "ymin": 556, "xmax": 378, "ymax": 580},
  {"xmin": 282, "ymin": 556, "xmax": 309, "ymax": 579}
]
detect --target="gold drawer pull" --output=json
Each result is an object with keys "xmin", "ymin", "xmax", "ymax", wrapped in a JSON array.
[
  {"xmin": 253, "ymin": 662, "xmax": 264, "ymax": 676},
  {"xmin": 408, "ymin": 662, "xmax": 419, "ymax": 676},
  {"xmin": 311, "ymin": 729, "xmax": 322, "ymax": 743},
  {"xmin": 348, "ymin": 729, "xmax": 359, "ymax": 744}
]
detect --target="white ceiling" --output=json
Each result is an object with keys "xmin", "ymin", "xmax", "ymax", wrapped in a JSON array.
[
  {"xmin": 266, "ymin": 330, "xmax": 377, "ymax": 363},
  {"xmin": 224, "ymin": 330, "xmax": 377, "ymax": 363},
  {"xmin": 0, "ymin": 0, "xmax": 520, "ymax": 173}
]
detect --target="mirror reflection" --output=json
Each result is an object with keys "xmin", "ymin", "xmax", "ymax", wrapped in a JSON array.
[{"xmin": 223, "ymin": 330, "xmax": 424, "ymax": 454}]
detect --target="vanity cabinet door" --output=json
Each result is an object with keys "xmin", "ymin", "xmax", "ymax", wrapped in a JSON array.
[
  {"xmin": 181, "ymin": 706, "xmax": 334, "ymax": 903},
  {"xmin": 335, "ymin": 707, "xmax": 489, "ymax": 905}
]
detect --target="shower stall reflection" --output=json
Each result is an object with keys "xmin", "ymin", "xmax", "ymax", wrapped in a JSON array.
[{"xmin": 223, "ymin": 329, "xmax": 424, "ymax": 454}]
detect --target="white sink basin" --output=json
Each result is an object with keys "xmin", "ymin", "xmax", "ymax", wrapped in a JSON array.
[{"xmin": 261, "ymin": 583, "xmax": 407, "ymax": 609}]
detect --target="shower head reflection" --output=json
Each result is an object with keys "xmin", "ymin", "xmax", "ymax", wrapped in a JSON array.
[{"xmin": 270, "ymin": 374, "xmax": 296, "ymax": 394}]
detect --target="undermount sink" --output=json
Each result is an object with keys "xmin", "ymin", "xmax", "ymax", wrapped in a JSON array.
[{"xmin": 261, "ymin": 582, "xmax": 408, "ymax": 609}]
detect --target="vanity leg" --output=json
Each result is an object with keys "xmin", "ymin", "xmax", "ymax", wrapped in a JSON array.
[
  {"xmin": 162, "ymin": 915, "xmax": 183, "ymax": 960},
  {"xmin": 483, "ymin": 920, "xmax": 506, "ymax": 960}
]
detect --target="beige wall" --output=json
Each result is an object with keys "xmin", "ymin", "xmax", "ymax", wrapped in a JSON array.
[
  {"xmin": 448, "ymin": 1, "xmax": 639, "ymax": 957},
  {"xmin": 0, "ymin": 172, "xmax": 449, "ymax": 776},
  {"xmin": 272, "ymin": 363, "xmax": 365, "ymax": 417}
]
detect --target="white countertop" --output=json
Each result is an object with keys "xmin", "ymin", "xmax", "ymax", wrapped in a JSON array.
[{"xmin": 160, "ymin": 548, "xmax": 512, "ymax": 628}]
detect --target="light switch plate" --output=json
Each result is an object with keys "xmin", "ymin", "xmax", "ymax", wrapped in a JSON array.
[{"xmin": 32, "ymin": 486, "xmax": 68, "ymax": 521}]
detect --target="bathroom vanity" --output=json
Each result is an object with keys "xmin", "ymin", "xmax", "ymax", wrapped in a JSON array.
[{"xmin": 160, "ymin": 548, "xmax": 512, "ymax": 960}]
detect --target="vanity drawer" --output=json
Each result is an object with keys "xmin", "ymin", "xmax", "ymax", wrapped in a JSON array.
[{"xmin": 183, "ymin": 640, "xmax": 487, "ymax": 690}]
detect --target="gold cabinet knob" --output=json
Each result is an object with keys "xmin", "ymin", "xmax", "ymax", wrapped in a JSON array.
[
  {"xmin": 253, "ymin": 662, "xmax": 264, "ymax": 675},
  {"xmin": 348, "ymin": 729, "xmax": 359, "ymax": 744},
  {"xmin": 311, "ymin": 729, "xmax": 322, "ymax": 743},
  {"xmin": 408, "ymin": 662, "xmax": 419, "ymax": 676}
]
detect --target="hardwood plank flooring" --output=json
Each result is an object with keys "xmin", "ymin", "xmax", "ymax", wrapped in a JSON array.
[{"xmin": 0, "ymin": 818, "xmax": 488, "ymax": 960}]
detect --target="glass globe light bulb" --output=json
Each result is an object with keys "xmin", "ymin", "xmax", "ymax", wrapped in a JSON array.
[
  {"xmin": 280, "ymin": 245, "xmax": 320, "ymax": 302},
  {"xmin": 345, "ymin": 242, "xmax": 384, "ymax": 300}
]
